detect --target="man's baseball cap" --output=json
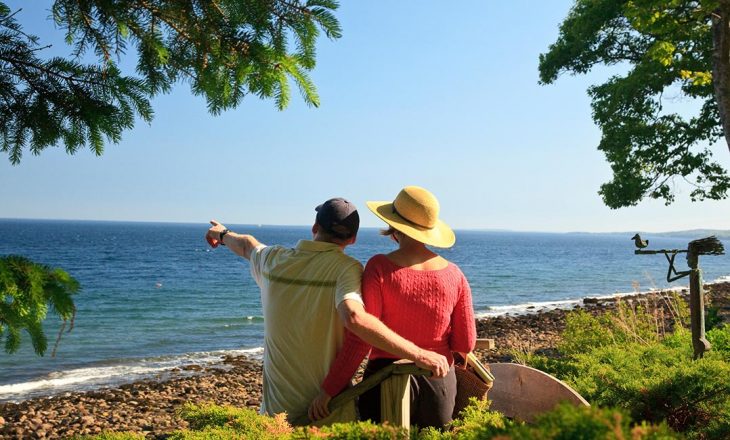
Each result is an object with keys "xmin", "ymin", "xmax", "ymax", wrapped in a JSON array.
[{"xmin": 315, "ymin": 198, "xmax": 360, "ymax": 239}]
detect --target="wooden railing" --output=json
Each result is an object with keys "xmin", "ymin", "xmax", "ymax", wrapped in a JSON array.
[
  {"xmin": 289, "ymin": 360, "xmax": 430, "ymax": 429},
  {"xmin": 292, "ymin": 339, "xmax": 496, "ymax": 429}
]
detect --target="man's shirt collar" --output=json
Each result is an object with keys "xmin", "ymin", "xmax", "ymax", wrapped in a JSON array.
[{"xmin": 295, "ymin": 239, "xmax": 343, "ymax": 252}]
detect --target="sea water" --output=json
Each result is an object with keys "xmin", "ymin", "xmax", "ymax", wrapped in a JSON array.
[{"xmin": 0, "ymin": 219, "xmax": 728, "ymax": 402}]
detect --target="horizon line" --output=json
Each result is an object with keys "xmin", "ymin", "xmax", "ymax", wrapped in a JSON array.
[{"xmin": 1, "ymin": 216, "xmax": 727, "ymax": 237}]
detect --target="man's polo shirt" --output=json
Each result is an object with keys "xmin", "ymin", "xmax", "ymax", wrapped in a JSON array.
[{"xmin": 250, "ymin": 239, "xmax": 363, "ymax": 424}]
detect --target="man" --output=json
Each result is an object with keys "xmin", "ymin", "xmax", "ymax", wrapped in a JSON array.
[{"xmin": 206, "ymin": 198, "xmax": 449, "ymax": 425}]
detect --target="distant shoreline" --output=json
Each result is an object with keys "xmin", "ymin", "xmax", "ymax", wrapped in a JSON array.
[
  {"xmin": 478, "ymin": 277, "xmax": 730, "ymax": 318},
  {"xmin": 1, "ymin": 217, "xmax": 728, "ymax": 237}
]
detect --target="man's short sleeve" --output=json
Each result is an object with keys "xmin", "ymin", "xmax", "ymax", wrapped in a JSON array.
[
  {"xmin": 249, "ymin": 244, "xmax": 269, "ymax": 287},
  {"xmin": 335, "ymin": 259, "xmax": 364, "ymax": 307}
]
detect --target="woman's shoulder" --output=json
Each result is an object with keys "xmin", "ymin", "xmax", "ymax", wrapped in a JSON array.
[
  {"xmin": 365, "ymin": 254, "xmax": 390, "ymax": 269},
  {"xmin": 442, "ymin": 260, "xmax": 467, "ymax": 279}
]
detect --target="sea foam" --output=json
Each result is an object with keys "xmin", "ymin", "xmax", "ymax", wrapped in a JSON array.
[{"xmin": 0, "ymin": 347, "xmax": 263, "ymax": 402}]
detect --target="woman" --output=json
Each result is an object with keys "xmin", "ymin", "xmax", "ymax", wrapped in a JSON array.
[{"xmin": 314, "ymin": 185, "xmax": 476, "ymax": 428}]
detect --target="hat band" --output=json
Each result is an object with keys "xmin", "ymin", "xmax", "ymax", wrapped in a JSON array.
[{"xmin": 392, "ymin": 205, "xmax": 432, "ymax": 229}]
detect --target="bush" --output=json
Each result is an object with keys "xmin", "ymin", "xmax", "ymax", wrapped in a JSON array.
[
  {"xmin": 175, "ymin": 403, "xmax": 292, "ymax": 439},
  {"xmin": 168, "ymin": 426, "xmax": 283, "ymax": 440},
  {"xmin": 83, "ymin": 399, "xmax": 680, "ymax": 440},
  {"xmin": 707, "ymin": 324, "xmax": 730, "ymax": 358},
  {"xmin": 504, "ymin": 403, "xmax": 680, "ymax": 440},
  {"xmin": 558, "ymin": 293, "xmax": 689, "ymax": 356},
  {"xmin": 75, "ymin": 433, "xmax": 145, "ymax": 440},
  {"xmin": 295, "ymin": 420, "xmax": 409, "ymax": 439},
  {"xmin": 418, "ymin": 398, "xmax": 511, "ymax": 440},
  {"xmin": 526, "ymin": 306, "xmax": 730, "ymax": 439}
]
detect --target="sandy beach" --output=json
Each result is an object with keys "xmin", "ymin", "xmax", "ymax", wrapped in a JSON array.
[{"xmin": 1, "ymin": 282, "xmax": 728, "ymax": 439}]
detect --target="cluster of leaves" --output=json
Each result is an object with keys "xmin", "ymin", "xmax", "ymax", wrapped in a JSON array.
[
  {"xmin": 540, "ymin": 0, "xmax": 730, "ymax": 208},
  {"xmin": 0, "ymin": 0, "xmax": 341, "ymax": 163},
  {"xmin": 83, "ymin": 398, "xmax": 678, "ymax": 440},
  {"xmin": 0, "ymin": 255, "xmax": 79, "ymax": 355},
  {"xmin": 525, "ymin": 304, "xmax": 730, "ymax": 439}
]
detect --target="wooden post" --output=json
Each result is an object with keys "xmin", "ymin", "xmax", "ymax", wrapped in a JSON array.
[
  {"xmin": 633, "ymin": 236, "xmax": 724, "ymax": 360},
  {"xmin": 379, "ymin": 360, "xmax": 412, "ymax": 432},
  {"xmin": 474, "ymin": 338, "xmax": 495, "ymax": 350},
  {"xmin": 687, "ymin": 250, "xmax": 711, "ymax": 359},
  {"xmin": 289, "ymin": 362, "xmax": 429, "ymax": 427}
]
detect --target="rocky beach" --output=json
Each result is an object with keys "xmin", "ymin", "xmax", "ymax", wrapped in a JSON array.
[{"xmin": 2, "ymin": 282, "xmax": 729, "ymax": 439}]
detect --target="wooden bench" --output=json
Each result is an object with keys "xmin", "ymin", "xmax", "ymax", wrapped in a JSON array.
[{"xmin": 292, "ymin": 338, "xmax": 588, "ymax": 430}]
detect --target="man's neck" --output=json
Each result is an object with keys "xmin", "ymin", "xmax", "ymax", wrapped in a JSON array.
[{"xmin": 312, "ymin": 234, "xmax": 347, "ymax": 250}]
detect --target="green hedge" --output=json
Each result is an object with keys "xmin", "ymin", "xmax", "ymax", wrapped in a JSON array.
[
  {"xmin": 82, "ymin": 399, "xmax": 679, "ymax": 440},
  {"xmin": 524, "ymin": 308, "xmax": 730, "ymax": 439}
]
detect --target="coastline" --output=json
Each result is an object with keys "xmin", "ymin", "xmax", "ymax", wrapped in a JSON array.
[{"xmin": 1, "ymin": 282, "xmax": 728, "ymax": 439}]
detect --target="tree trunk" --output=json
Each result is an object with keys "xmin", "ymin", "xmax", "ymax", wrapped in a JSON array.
[{"xmin": 712, "ymin": 1, "xmax": 730, "ymax": 154}]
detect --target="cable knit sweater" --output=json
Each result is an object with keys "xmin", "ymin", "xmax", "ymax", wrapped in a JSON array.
[{"xmin": 321, "ymin": 254, "xmax": 476, "ymax": 397}]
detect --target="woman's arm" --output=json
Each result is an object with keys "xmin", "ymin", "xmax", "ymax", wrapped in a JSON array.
[
  {"xmin": 309, "ymin": 327, "xmax": 371, "ymax": 421},
  {"xmin": 449, "ymin": 273, "xmax": 477, "ymax": 353}
]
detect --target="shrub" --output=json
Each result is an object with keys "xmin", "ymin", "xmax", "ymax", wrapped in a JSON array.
[
  {"xmin": 175, "ymin": 403, "xmax": 292, "ymax": 439},
  {"xmin": 419, "ymin": 401, "xmax": 677, "ymax": 439},
  {"xmin": 75, "ymin": 433, "xmax": 145, "ymax": 440},
  {"xmin": 558, "ymin": 293, "xmax": 688, "ymax": 357},
  {"xmin": 295, "ymin": 420, "xmax": 409, "ymax": 439},
  {"xmin": 447, "ymin": 397, "xmax": 510, "ymax": 439},
  {"xmin": 168, "ymin": 426, "xmax": 282, "ymax": 440},
  {"xmin": 707, "ymin": 324, "xmax": 730, "ymax": 358},
  {"xmin": 507, "ymin": 403, "xmax": 681, "ymax": 439},
  {"xmin": 82, "ymin": 400, "xmax": 681, "ymax": 440},
  {"xmin": 557, "ymin": 310, "xmax": 616, "ymax": 355},
  {"xmin": 417, "ymin": 398, "xmax": 510, "ymax": 440},
  {"xmin": 526, "ymin": 306, "xmax": 730, "ymax": 439}
]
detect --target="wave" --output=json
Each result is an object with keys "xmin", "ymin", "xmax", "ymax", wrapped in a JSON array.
[
  {"xmin": 475, "ymin": 283, "xmax": 698, "ymax": 318},
  {"xmin": 0, "ymin": 347, "xmax": 263, "ymax": 403},
  {"xmin": 477, "ymin": 298, "xmax": 581, "ymax": 317}
]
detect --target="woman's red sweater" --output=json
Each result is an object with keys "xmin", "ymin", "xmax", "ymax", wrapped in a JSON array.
[{"xmin": 321, "ymin": 254, "xmax": 477, "ymax": 397}]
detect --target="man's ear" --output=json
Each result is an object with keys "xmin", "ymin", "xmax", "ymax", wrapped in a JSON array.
[{"xmin": 312, "ymin": 223, "xmax": 319, "ymax": 235}]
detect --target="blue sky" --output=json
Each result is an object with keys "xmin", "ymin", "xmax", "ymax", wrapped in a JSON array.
[{"xmin": 1, "ymin": 1, "xmax": 728, "ymax": 232}]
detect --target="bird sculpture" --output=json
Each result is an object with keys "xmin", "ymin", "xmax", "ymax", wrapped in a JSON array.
[{"xmin": 631, "ymin": 233, "xmax": 649, "ymax": 249}]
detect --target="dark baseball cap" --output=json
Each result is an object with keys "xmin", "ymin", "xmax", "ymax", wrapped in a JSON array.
[{"xmin": 315, "ymin": 198, "xmax": 360, "ymax": 239}]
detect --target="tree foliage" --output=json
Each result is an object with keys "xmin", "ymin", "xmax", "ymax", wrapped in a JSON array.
[
  {"xmin": 0, "ymin": 255, "xmax": 79, "ymax": 355},
  {"xmin": 0, "ymin": 0, "xmax": 341, "ymax": 164},
  {"xmin": 540, "ymin": 0, "xmax": 730, "ymax": 208}
]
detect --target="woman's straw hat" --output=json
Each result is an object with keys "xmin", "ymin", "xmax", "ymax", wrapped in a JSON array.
[{"xmin": 367, "ymin": 186, "xmax": 455, "ymax": 248}]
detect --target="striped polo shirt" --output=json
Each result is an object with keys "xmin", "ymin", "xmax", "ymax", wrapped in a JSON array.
[{"xmin": 250, "ymin": 239, "xmax": 363, "ymax": 425}]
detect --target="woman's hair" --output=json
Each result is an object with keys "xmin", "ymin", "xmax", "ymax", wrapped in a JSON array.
[{"xmin": 380, "ymin": 226, "xmax": 397, "ymax": 236}]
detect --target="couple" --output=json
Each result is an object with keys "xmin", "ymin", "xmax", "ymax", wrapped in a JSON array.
[{"xmin": 206, "ymin": 186, "xmax": 476, "ymax": 428}]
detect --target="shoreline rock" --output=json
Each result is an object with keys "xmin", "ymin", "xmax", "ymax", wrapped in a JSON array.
[{"xmin": 1, "ymin": 282, "xmax": 728, "ymax": 439}]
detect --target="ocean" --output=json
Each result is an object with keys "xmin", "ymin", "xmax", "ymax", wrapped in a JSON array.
[{"xmin": 0, "ymin": 219, "xmax": 728, "ymax": 402}]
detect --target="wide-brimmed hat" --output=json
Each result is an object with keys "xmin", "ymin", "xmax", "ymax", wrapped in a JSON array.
[{"xmin": 367, "ymin": 186, "xmax": 455, "ymax": 248}]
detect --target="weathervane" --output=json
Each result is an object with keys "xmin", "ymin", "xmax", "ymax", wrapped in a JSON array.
[{"xmin": 632, "ymin": 234, "xmax": 725, "ymax": 359}]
